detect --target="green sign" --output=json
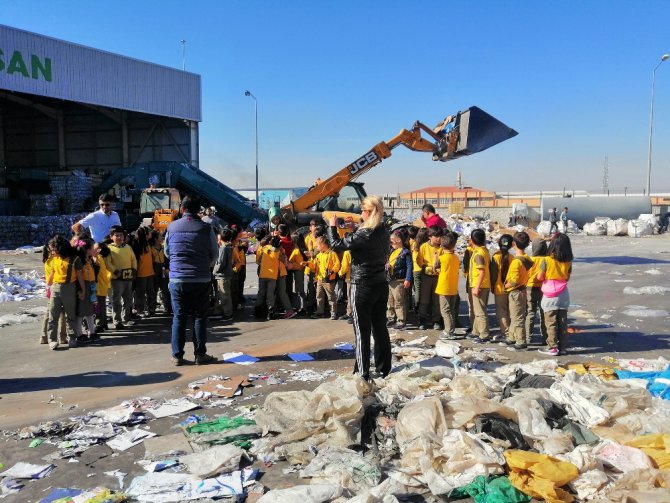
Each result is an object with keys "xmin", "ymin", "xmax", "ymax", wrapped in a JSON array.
[{"xmin": 0, "ymin": 49, "xmax": 52, "ymax": 82}]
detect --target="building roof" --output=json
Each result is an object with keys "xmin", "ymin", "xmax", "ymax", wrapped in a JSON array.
[
  {"xmin": 405, "ymin": 186, "xmax": 489, "ymax": 193},
  {"xmin": 0, "ymin": 24, "xmax": 201, "ymax": 121}
]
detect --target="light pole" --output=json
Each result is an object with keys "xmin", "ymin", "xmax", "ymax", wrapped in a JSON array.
[
  {"xmin": 646, "ymin": 53, "xmax": 669, "ymax": 196},
  {"xmin": 245, "ymin": 90, "xmax": 259, "ymax": 206}
]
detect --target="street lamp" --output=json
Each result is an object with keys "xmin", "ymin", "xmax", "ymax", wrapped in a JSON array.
[
  {"xmin": 646, "ymin": 53, "xmax": 669, "ymax": 196},
  {"xmin": 245, "ymin": 90, "xmax": 259, "ymax": 206}
]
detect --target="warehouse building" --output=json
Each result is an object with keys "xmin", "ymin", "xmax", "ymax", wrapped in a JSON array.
[{"xmin": 0, "ymin": 24, "xmax": 201, "ymax": 213}]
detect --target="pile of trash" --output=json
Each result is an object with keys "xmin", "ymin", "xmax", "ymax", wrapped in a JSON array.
[
  {"xmin": 3, "ymin": 336, "xmax": 670, "ymax": 502},
  {"xmin": 250, "ymin": 347, "xmax": 670, "ymax": 502},
  {"xmin": 0, "ymin": 265, "xmax": 46, "ymax": 303}
]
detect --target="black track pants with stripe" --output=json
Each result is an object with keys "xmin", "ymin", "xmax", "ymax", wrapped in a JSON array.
[{"xmin": 350, "ymin": 280, "xmax": 392, "ymax": 379}]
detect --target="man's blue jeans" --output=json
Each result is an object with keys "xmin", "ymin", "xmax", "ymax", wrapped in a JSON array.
[{"xmin": 169, "ymin": 281, "xmax": 210, "ymax": 358}]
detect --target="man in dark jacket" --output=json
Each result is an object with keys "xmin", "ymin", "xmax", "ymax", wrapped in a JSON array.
[
  {"xmin": 327, "ymin": 196, "xmax": 391, "ymax": 381},
  {"xmin": 165, "ymin": 196, "xmax": 219, "ymax": 366}
]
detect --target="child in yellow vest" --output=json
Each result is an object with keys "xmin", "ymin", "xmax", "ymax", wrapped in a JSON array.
[
  {"xmin": 538, "ymin": 234, "xmax": 574, "ymax": 356},
  {"xmin": 94, "ymin": 242, "xmax": 111, "ymax": 333},
  {"xmin": 435, "ymin": 232, "xmax": 461, "ymax": 339},
  {"xmin": 255, "ymin": 235, "xmax": 281, "ymax": 320},
  {"xmin": 73, "ymin": 238, "xmax": 99, "ymax": 343},
  {"xmin": 338, "ymin": 249, "xmax": 352, "ymax": 322},
  {"xmin": 503, "ymin": 232, "xmax": 533, "ymax": 350},
  {"xmin": 106, "ymin": 225, "xmax": 137, "ymax": 329},
  {"xmin": 310, "ymin": 236, "xmax": 341, "ymax": 319},
  {"xmin": 416, "ymin": 226, "xmax": 444, "ymax": 330},
  {"xmin": 525, "ymin": 238, "xmax": 548, "ymax": 346},
  {"xmin": 288, "ymin": 231, "xmax": 309, "ymax": 314},
  {"xmin": 276, "ymin": 248, "xmax": 297, "ymax": 319},
  {"xmin": 151, "ymin": 230, "xmax": 171, "ymax": 314},
  {"xmin": 386, "ymin": 230, "xmax": 413, "ymax": 329},
  {"xmin": 410, "ymin": 227, "xmax": 428, "ymax": 319},
  {"xmin": 41, "ymin": 238, "xmax": 67, "ymax": 346},
  {"xmin": 133, "ymin": 226, "xmax": 156, "ymax": 317},
  {"xmin": 45, "ymin": 235, "xmax": 86, "ymax": 349},
  {"xmin": 304, "ymin": 219, "xmax": 321, "ymax": 314},
  {"xmin": 468, "ymin": 229, "xmax": 491, "ymax": 343},
  {"xmin": 491, "ymin": 234, "xmax": 514, "ymax": 342}
]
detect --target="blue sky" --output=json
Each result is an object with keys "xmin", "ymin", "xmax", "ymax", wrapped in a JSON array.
[{"xmin": 4, "ymin": 0, "xmax": 670, "ymax": 194}]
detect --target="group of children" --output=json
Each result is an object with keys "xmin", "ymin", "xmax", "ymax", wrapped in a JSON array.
[
  {"xmin": 250, "ymin": 221, "xmax": 352, "ymax": 321},
  {"xmin": 42, "ymin": 210, "xmax": 573, "ymax": 358},
  {"xmin": 41, "ymin": 224, "xmax": 173, "ymax": 349},
  {"xmin": 383, "ymin": 224, "xmax": 573, "ymax": 356},
  {"xmin": 249, "ymin": 215, "xmax": 573, "ymax": 356}
]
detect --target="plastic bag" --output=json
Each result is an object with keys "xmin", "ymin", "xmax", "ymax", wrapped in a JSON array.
[{"xmin": 504, "ymin": 450, "xmax": 579, "ymax": 503}]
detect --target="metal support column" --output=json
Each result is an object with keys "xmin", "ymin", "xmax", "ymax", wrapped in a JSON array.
[
  {"xmin": 190, "ymin": 121, "xmax": 199, "ymax": 168},
  {"xmin": 122, "ymin": 112, "xmax": 129, "ymax": 167},
  {"xmin": 57, "ymin": 110, "xmax": 66, "ymax": 168}
]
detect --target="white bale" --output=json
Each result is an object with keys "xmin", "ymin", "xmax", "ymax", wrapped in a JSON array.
[
  {"xmin": 536, "ymin": 221, "xmax": 552, "ymax": 235},
  {"xmin": 628, "ymin": 219, "xmax": 653, "ymax": 238},
  {"xmin": 638, "ymin": 214, "xmax": 659, "ymax": 233},
  {"xmin": 584, "ymin": 222, "xmax": 607, "ymax": 236},
  {"xmin": 566, "ymin": 220, "xmax": 581, "ymax": 234},
  {"xmin": 606, "ymin": 218, "xmax": 629, "ymax": 236}
]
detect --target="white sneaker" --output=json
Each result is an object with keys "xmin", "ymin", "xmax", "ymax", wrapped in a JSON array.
[{"xmin": 49, "ymin": 341, "xmax": 59, "ymax": 350}]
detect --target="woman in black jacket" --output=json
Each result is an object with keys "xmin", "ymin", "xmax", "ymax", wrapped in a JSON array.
[{"xmin": 327, "ymin": 195, "xmax": 391, "ymax": 380}]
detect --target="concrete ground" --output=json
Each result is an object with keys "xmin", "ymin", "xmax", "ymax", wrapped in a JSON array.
[{"xmin": 0, "ymin": 233, "xmax": 669, "ymax": 501}]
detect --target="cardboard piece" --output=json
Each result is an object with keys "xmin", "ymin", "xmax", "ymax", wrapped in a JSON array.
[
  {"xmin": 143, "ymin": 433, "xmax": 194, "ymax": 460},
  {"xmin": 188, "ymin": 376, "xmax": 251, "ymax": 398}
]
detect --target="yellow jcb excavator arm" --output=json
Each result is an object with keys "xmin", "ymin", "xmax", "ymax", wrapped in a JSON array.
[
  {"xmin": 282, "ymin": 120, "xmax": 448, "ymax": 220},
  {"xmin": 280, "ymin": 107, "xmax": 517, "ymax": 226}
]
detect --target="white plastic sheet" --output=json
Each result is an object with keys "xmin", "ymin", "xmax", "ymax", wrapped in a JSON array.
[{"xmin": 257, "ymin": 484, "xmax": 344, "ymax": 503}]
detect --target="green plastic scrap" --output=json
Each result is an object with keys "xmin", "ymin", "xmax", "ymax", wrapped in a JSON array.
[
  {"xmin": 185, "ymin": 416, "xmax": 256, "ymax": 434},
  {"xmin": 185, "ymin": 416, "xmax": 258, "ymax": 448},
  {"xmin": 29, "ymin": 438, "xmax": 44, "ymax": 448},
  {"xmin": 447, "ymin": 475, "xmax": 531, "ymax": 503}
]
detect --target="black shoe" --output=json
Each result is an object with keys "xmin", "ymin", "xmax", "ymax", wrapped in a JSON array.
[
  {"xmin": 195, "ymin": 354, "xmax": 218, "ymax": 365},
  {"xmin": 386, "ymin": 319, "xmax": 395, "ymax": 327},
  {"xmin": 433, "ymin": 323, "xmax": 442, "ymax": 331},
  {"xmin": 347, "ymin": 318, "xmax": 354, "ymax": 324},
  {"xmin": 310, "ymin": 313, "xmax": 323, "ymax": 319},
  {"xmin": 339, "ymin": 315, "xmax": 350, "ymax": 321},
  {"xmin": 418, "ymin": 324, "xmax": 427, "ymax": 331},
  {"xmin": 114, "ymin": 322, "xmax": 126, "ymax": 330},
  {"xmin": 221, "ymin": 314, "xmax": 234, "ymax": 321}
]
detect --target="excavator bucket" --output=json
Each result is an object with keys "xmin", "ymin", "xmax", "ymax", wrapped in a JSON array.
[{"xmin": 432, "ymin": 106, "xmax": 518, "ymax": 162}]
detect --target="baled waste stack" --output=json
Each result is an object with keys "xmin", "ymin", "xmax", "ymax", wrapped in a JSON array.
[{"xmin": 252, "ymin": 348, "xmax": 670, "ymax": 502}]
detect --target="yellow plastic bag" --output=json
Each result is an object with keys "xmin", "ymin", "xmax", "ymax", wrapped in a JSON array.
[
  {"xmin": 625, "ymin": 434, "xmax": 670, "ymax": 470},
  {"xmin": 504, "ymin": 449, "xmax": 579, "ymax": 503}
]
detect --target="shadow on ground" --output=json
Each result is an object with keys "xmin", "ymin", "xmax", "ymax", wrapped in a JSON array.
[
  {"xmin": 574, "ymin": 256, "xmax": 670, "ymax": 265},
  {"xmin": 0, "ymin": 370, "xmax": 181, "ymax": 394},
  {"xmin": 566, "ymin": 329, "xmax": 670, "ymax": 356}
]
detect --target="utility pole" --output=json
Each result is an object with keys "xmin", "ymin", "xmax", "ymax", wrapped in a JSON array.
[{"xmin": 601, "ymin": 156, "xmax": 609, "ymax": 194}]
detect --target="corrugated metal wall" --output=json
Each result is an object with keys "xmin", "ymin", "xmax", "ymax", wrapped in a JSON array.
[{"xmin": 0, "ymin": 24, "xmax": 201, "ymax": 121}]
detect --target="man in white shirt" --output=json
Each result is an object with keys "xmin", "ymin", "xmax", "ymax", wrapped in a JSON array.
[{"xmin": 72, "ymin": 194, "xmax": 121, "ymax": 242}]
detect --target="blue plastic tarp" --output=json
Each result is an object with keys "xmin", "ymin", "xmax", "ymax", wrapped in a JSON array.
[{"xmin": 615, "ymin": 365, "xmax": 670, "ymax": 400}]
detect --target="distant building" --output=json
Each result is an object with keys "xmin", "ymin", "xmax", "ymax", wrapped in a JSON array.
[{"xmin": 398, "ymin": 186, "xmax": 497, "ymax": 209}]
